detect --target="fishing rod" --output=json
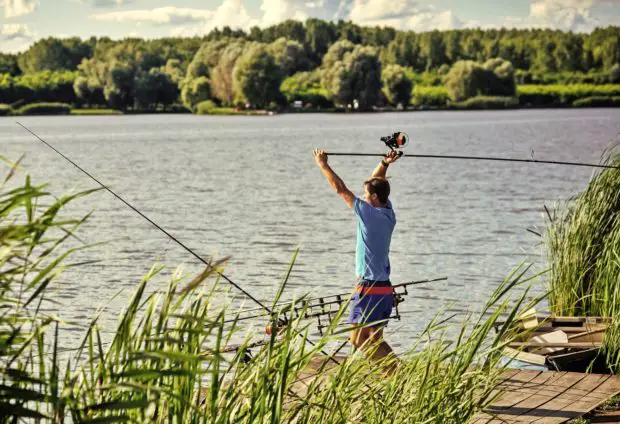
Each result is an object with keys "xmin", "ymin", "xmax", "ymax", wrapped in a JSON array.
[
  {"xmin": 224, "ymin": 277, "xmax": 448, "ymax": 327},
  {"xmin": 328, "ymin": 131, "xmax": 620, "ymax": 170},
  {"xmin": 17, "ymin": 122, "xmax": 347, "ymax": 368}
]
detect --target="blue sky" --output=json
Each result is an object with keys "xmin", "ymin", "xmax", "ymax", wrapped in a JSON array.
[{"xmin": 1, "ymin": 0, "xmax": 619, "ymax": 53}]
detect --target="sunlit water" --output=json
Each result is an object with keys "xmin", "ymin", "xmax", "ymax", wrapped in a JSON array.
[{"xmin": 2, "ymin": 109, "xmax": 619, "ymax": 355}]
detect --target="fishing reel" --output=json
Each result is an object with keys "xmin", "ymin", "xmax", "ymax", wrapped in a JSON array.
[{"xmin": 380, "ymin": 131, "xmax": 409, "ymax": 157}]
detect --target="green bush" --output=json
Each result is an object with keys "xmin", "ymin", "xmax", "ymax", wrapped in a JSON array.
[
  {"xmin": 15, "ymin": 102, "xmax": 72, "ymax": 116},
  {"xmin": 572, "ymin": 96, "xmax": 620, "ymax": 107},
  {"xmin": 515, "ymin": 70, "xmax": 614, "ymax": 85},
  {"xmin": 280, "ymin": 71, "xmax": 333, "ymax": 108},
  {"xmin": 195, "ymin": 100, "xmax": 218, "ymax": 115},
  {"xmin": 71, "ymin": 108, "xmax": 123, "ymax": 115},
  {"xmin": 445, "ymin": 59, "xmax": 515, "ymax": 102},
  {"xmin": 412, "ymin": 86, "xmax": 449, "ymax": 107},
  {"xmin": 0, "ymin": 103, "xmax": 12, "ymax": 116},
  {"xmin": 518, "ymin": 84, "xmax": 620, "ymax": 107},
  {"xmin": 450, "ymin": 96, "xmax": 519, "ymax": 110}
]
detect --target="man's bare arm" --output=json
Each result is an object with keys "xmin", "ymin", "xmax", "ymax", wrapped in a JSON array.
[
  {"xmin": 370, "ymin": 150, "xmax": 400, "ymax": 179},
  {"xmin": 314, "ymin": 149, "xmax": 355, "ymax": 208}
]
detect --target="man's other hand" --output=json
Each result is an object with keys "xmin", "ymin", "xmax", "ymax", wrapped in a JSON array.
[
  {"xmin": 314, "ymin": 149, "xmax": 328, "ymax": 167},
  {"xmin": 384, "ymin": 150, "xmax": 401, "ymax": 165}
]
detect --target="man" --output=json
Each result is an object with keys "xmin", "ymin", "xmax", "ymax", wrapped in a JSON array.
[{"xmin": 313, "ymin": 147, "xmax": 400, "ymax": 368}]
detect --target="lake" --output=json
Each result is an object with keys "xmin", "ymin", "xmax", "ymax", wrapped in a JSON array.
[{"xmin": 2, "ymin": 108, "xmax": 619, "ymax": 352}]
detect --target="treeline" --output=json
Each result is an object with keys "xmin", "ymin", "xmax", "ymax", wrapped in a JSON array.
[{"xmin": 0, "ymin": 20, "xmax": 619, "ymax": 112}]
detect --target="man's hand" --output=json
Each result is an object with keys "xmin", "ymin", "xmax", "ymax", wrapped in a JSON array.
[
  {"xmin": 314, "ymin": 148, "xmax": 354, "ymax": 208},
  {"xmin": 384, "ymin": 150, "xmax": 401, "ymax": 165},
  {"xmin": 314, "ymin": 148, "xmax": 328, "ymax": 167}
]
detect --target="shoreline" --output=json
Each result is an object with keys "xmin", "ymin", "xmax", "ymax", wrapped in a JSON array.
[{"xmin": 1, "ymin": 104, "xmax": 618, "ymax": 117}]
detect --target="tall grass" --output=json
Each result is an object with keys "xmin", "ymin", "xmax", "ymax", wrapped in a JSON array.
[
  {"xmin": 0, "ymin": 159, "xmax": 541, "ymax": 422},
  {"xmin": 544, "ymin": 152, "xmax": 620, "ymax": 370}
]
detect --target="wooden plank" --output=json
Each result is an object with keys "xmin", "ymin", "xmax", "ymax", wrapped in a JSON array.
[
  {"xmin": 502, "ymin": 346, "xmax": 547, "ymax": 366},
  {"xmin": 530, "ymin": 374, "xmax": 611, "ymax": 423},
  {"xmin": 474, "ymin": 372, "xmax": 620, "ymax": 424},
  {"xmin": 530, "ymin": 331, "xmax": 568, "ymax": 355},
  {"xmin": 593, "ymin": 375, "xmax": 620, "ymax": 396},
  {"xmin": 521, "ymin": 372, "xmax": 596, "ymax": 422},
  {"xmin": 481, "ymin": 370, "xmax": 558, "ymax": 423},
  {"xmin": 508, "ymin": 342, "xmax": 601, "ymax": 349},
  {"xmin": 486, "ymin": 372, "xmax": 582, "ymax": 423}
]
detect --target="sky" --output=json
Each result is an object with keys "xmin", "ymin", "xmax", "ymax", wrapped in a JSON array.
[{"xmin": 1, "ymin": 0, "xmax": 619, "ymax": 53}]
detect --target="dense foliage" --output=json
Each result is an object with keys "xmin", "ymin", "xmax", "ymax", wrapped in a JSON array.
[{"xmin": 0, "ymin": 23, "xmax": 618, "ymax": 111}]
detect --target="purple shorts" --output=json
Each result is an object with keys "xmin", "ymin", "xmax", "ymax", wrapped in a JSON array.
[{"xmin": 347, "ymin": 279, "xmax": 394, "ymax": 327}]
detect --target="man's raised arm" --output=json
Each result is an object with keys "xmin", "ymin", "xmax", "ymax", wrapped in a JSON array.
[
  {"xmin": 314, "ymin": 149, "xmax": 355, "ymax": 208},
  {"xmin": 370, "ymin": 150, "xmax": 401, "ymax": 179}
]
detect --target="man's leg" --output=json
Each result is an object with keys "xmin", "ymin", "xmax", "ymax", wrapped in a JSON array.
[{"xmin": 350, "ymin": 325, "xmax": 371, "ymax": 350}]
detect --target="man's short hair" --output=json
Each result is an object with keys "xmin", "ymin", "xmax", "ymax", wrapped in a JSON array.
[{"xmin": 364, "ymin": 178, "xmax": 390, "ymax": 204}]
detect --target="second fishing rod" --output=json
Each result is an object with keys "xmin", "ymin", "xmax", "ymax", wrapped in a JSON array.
[{"xmin": 328, "ymin": 131, "xmax": 620, "ymax": 170}]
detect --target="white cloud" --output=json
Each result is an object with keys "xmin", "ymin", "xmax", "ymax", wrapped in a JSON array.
[
  {"xmin": 342, "ymin": 0, "xmax": 476, "ymax": 30},
  {"xmin": 92, "ymin": 0, "xmax": 134, "ymax": 6},
  {"xmin": 172, "ymin": 0, "xmax": 257, "ymax": 34},
  {"xmin": 91, "ymin": 7, "xmax": 214, "ymax": 25},
  {"xmin": 209, "ymin": 0, "xmax": 256, "ymax": 30},
  {"xmin": 91, "ymin": 1, "xmax": 258, "ymax": 37},
  {"xmin": 3, "ymin": 0, "xmax": 38, "ymax": 18},
  {"xmin": 348, "ymin": 0, "xmax": 420, "ymax": 23},
  {"xmin": 501, "ymin": 0, "xmax": 619, "ymax": 32},
  {"xmin": 0, "ymin": 23, "xmax": 34, "ymax": 40},
  {"xmin": 260, "ymin": 0, "xmax": 309, "ymax": 26}
]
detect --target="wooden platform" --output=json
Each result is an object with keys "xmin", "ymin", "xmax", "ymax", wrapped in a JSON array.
[
  {"xmin": 472, "ymin": 370, "xmax": 620, "ymax": 423},
  {"xmin": 290, "ymin": 357, "xmax": 620, "ymax": 423}
]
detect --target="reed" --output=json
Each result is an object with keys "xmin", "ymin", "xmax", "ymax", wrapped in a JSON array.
[
  {"xmin": 0, "ymin": 159, "xmax": 540, "ymax": 423},
  {"xmin": 544, "ymin": 151, "xmax": 620, "ymax": 370}
]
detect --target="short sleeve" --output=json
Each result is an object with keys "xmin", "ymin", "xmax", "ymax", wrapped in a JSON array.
[{"xmin": 354, "ymin": 197, "xmax": 373, "ymax": 222}]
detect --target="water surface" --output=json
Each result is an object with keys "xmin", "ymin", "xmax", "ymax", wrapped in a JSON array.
[{"xmin": 2, "ymin": 109, "xmax": 618, "ymax": 352}]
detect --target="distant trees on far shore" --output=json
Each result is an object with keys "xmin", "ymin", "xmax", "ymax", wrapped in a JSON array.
[{"xmin": 0, "ymin": 21, "xmax": 619, "ymax": 112}]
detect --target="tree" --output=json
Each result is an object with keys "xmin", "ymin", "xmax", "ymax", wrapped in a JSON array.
[
  {"xmin": 18, "ymin": 37, "xmax": 93, "ymax": 73},
  {"xmin": 211, "ymin": 40, "xmax": 247, "ymax": 105},
  {"xmin": 445, "ymin": 60, "xmax": 487, "ymax": 102},
  {"xmin": 304, "ymin": 18, "xmax": 338, "ymax": 64},
  {"xmin": 321, "ymin": 39, "xmax": 355, "ymax": 69},
  {"xmin": 267, "ymin": 37, "xmax": 309, "ymax": 76},
  {"xmin": 181, "ymin": 77, "xmax": 211, "ymax": 111},
  {"xmin": 160, "ymin": 59, "xmax": 184, "ymax": 84},
  {"xmin": 104, "ymin": 62, "xmax": 136, "ymax": 110},
  {"xmin": 186, "ymin": 39, "xmax": 229, "ymax": 79},
  {"xmin": 610, "ymin": 63, "xmax": 620, "ymax": 83},
  {"xmin": 134, "ymin": 68, "xmax": 178, "ymax": 110},
  {"xmin": 0, "ymin": 54, "xmax": 20, "ymax": 76},
  {"xmin": 232, "ymin": 45, "xmax": 283, "ymax": 107},
  {"xmin": 381, "ymin": 64, "xmax": 413, "ymax": 107},
  {"xmin": 482, "ymin": 58, "xmax": 516, "ymax": 96},
  {"xmin": 321, "ymin": 45, "xmax": 382, "ymax": 110},
  {"xmin": 445, "ymin": 58, "xmax": 516, "ymax": 102}
]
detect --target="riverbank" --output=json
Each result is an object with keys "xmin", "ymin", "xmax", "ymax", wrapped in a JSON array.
[{"xmin": 2, "ymin": 84, "xmax": 619, "ymax": 116}]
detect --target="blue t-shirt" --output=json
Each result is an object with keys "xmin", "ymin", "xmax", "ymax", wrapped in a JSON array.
[{"xmin": 354, "ymin": 197, "xmax": 396, "ymax": 281}]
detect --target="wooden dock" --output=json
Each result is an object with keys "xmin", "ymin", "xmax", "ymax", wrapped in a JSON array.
[
  {"xmin": 472, "ymin": 370, "xmax": 620, "ymax": 423},
  {"xmin": 291, "ymin": 356, "xmax": 620, "ymax": 423}
]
